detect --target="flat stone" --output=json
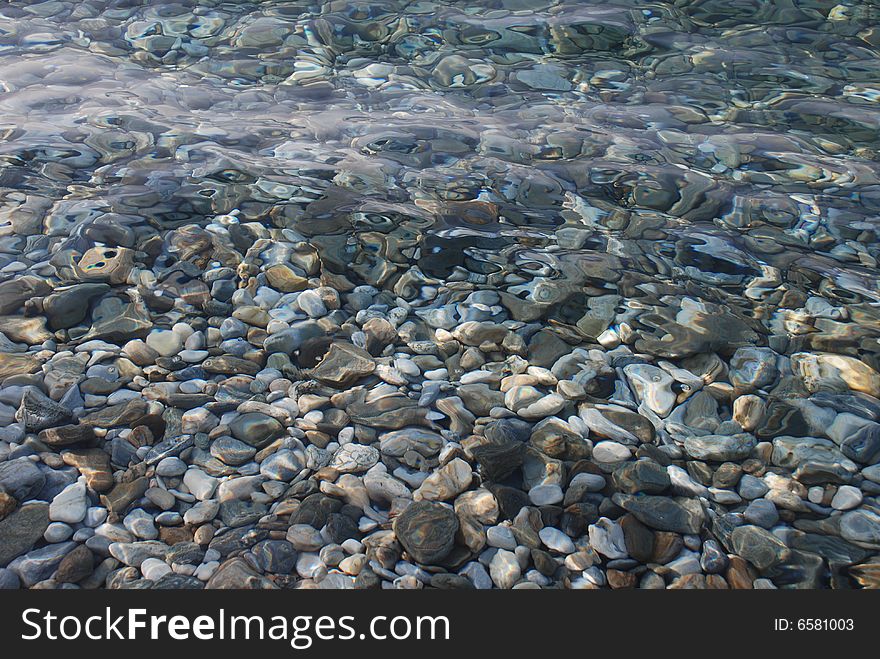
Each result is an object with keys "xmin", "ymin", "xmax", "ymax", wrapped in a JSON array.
[
  {"xmin": 329, "ymin": 443, "xmax": 380, "ymax": 474},
  {"xmin": 840, "ymin": 509, "xmax": 880, "ymax": 547},
  {"xmin": 8, "ymin": 541, "xmax": 77, "ymax": 587},
  {"xmin": 210, "ymin": 437, "xmax": 256, "ymax": 466},
  {"xmin": 101, "ymin": 477, "xmax": 149, "ymax": 515},
  {"xmin": 61, "ymin": 449, "xmax": 113, "ymax": 492},
  {"xmin": 539, "ymin": 526, "xmax": 575, "ymax": 554},
  {"xmin": 0, "ymin": 458, "xmax": 46, "ymax": 501},
  {"xmin": 38, "ymin": 424, "xmax": 95, "ymax": 447},
  {"xmin": 260, "ymin": 449, "xmax": 303, "ymax": 480},
  {"xmin": 613, "ymin": 494, "xmax": 705, "ymax": 534},
  {"xmin": 472, "ymin": 441, "xmax": 524, "ymax": 482},
  {"xmin": 55, "ymin": 544, "xmax": 94, "ymax": 583},
  {"xmin": 0, "ymin": 503, "xmax": 49, "ymax": 566},
  {"xmin": 612, "ymin": 460, "xmax": 671, "ymax": 494},
  {"xmin": 49, "ymin": 481, "xmax": 88, "ymax": 524},
  {"xmin": 683, "ymin": 434, "xmax": 756, "ymax": 462},
  {"xmin": 16, "ymin": 388, "xmax": 73, "ymax": 432},
  {"xmin": 413, "ymin": 458, "xmax": 472, "ymax": 502},
  {"xmin": 311, "ymin": 342, "xmax": 376, "ymax": 388},
  {"xmin": 206, "ymin": 557, "xmax": 277, "ymax": 589}
]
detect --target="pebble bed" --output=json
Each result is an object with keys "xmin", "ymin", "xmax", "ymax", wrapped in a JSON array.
[{"xmin": 1, "ymin": 1, "xmax": 880, "ymax": 590}]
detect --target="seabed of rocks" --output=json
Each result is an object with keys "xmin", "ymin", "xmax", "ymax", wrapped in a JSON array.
[{"xmin": 2, "ymin": 1, "xmax": 880, "ymax": 590}]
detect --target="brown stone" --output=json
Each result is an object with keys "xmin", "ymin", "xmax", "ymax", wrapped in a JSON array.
[
  {"xmin": 726, "ymin": 555, "xmax": 756, "ymax": 589},
  {"xmin": 0, "ymin": 353, "xmax": 41, "ymax": 379},
  {"xmin": 620, "ymin": 514, "xmax": 654, "ymax": 563},
  {"xmin": 668, "ymin": 574, "xmax": 707, "ymax": 589},
  {"xmin": 0, "ymin": 316, "xmax": 52, "ymax": 344},
  {"xmin": 101, "ymin": 477, "xmax": 149, "ymax": 515},
  {"xmin": 206, "ymin": 557, "xmax": 278, "ymax": 589},
  {"xmin": 56, "ymin": 544, "xmax": 94, "ymax": 583},
  {"xmin": 651, "ymin": 531, "xmax": 683, "ymax": 564},
  {"xmin": 0, "ymin": 490, "xmax": 16, "ymax": 521},
  {"xmin": 311, "ymin": 342, "xmax": 376, "ymax": 388},
  {"xmin": 75, "ymin": 246, "xmax": 135, "ymax": 284},
  {"xmin": 265, "ymin": 264, "xmax": 309, "ymax": 293},
  {"xmin": 159, "ymin": 526, "xmax": 194, "ymax": 546},
  {"xmin": 38, "ymin": 424, "xmax": 96, "ymax": 447},
  {"xmin": 607, "ymin": 569, "xmax": 637, "ymax": 589},
  {"xmin": 62, "ymin": 449, "xmax": 114, "ymax": 492}
]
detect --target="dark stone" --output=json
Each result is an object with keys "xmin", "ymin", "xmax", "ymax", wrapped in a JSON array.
[
  {"xmin": 620, "ymin": 514, "xmax": 654, "ymax": 563},
  {"xmin": 486, "ymin": 485, "xmax": 530, "ymax": 520},
  {"xmin": 730, "ymin": 525, "xmax": 791, "ymax": 571},
  {"xmin": 612, "ymin": 460, "xmax": 670, "ymax": 494},
  {"xmin": 560, "ymin": 503, "xmax": 599, "ymax": 538},
  {"xmin": 484, "ymin": 418, "xmax": 532, "ymax": 444},
  {"xmin": 527, "ymin": 329, "xmax": 571, "ymax": 368},
  {"xmin": 325, "ymin": 513, "xmax": 361, "ymax": 544},
  {"xmin": 44, "ymin": 284, "xmax": 110, "ymax": 330},
  {"xmin": 429, "ymin": 573, "xmax": 475, "ymax": 589},
  {"xmin": 55, "ymin": 544, "xmax": 94, "ymax": 583},
  {"xmin": 393, "ymin": 501, "xmax": 459, "ymax": 565},
  {"xmin": 0, "ymin": 503, "xmax": 49, "ymax": 567},
  {"xmin": 16, "ymin": 388, "xmax": 73, "ymax": 432},
  {"xmin": 354, "ymin": 567, "xmax": 381, "ymax": 589},
  {"xmin": 841, "ymin": 424, "xmax": 880, "ymax": 465},
  {"xmin": 166, "ymin": 542, "xmax": 205, "ymax": 566},
  {"xmin": 218, "ymin": 500, "xmax": 267, "ymax": 528},
  {"xmin": 229, "ymin": 413, "xmax": 284, "ymax": 449},
  {"xmin": 101, "ymin": 477, "xmax": 149, "ymax": 515},
  {"xmin": 290, "ymin": 494, "xmax": 343, "ymax": 528},
  {"xmin": 209, "ymin": 528, "xmax": 269, "ymax": 558},
  {"xmin": 0, "ymin": 458, "xmax": 46, "ymax": 502},
  {"xmin": 612, "ymin": 494, "xmax": 705, "ymax": 534},
  {"xmin": 472, "ymin": 441, "xmax": 524, "ymax": 482},
  {"xmin": 251, "ymin": 540, "xmax": 298, "ymax": 574},
  {"xmin": 531, "ymin": 548, "xmax": 558, "ymax": 577},
  {"xmin": 152, "ymin": 574, "xmax": 205, "ymax": 589}
]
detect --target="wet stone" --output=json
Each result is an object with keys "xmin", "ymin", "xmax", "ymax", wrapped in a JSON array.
[
  {"xmin": 229, "ymin": 413, "xmax": 283, "ymax": 449},
  {"xmin": 393, "ymin": 501, "xmax": 459, "ymax": 565}
]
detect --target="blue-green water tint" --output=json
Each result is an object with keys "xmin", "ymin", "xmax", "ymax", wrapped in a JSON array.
[{"xmin": 2, "ymin": 1, "xmax": 879, "ymax": 358}]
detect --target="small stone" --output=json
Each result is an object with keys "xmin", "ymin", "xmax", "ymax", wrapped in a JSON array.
[
  {"xmin": 589, "ymin": 518, "xmax": 628, "ymax": 559},
  {"xmin": 743, "ymin": 499, "xmax": 779, "ymax": 529},
  {"xmin": 393, "ymin": 501, "xmax": 459, "ymax": 565},
  {"xmin": 414, "ymin": 458, "xmax": 472, "ymax": 501},
  {"xmin": 528, "ymin": 484, "xmax": 563, "ymax": 506},
  {"xmin": 489, "ymin": 549, "xmax": 521, "ymax": 589},
  {"xmin": 311, "ymin": 342, "xmax": 376, "ymax": 388},
  {"xmin": 49, "ymin": 481, "xmax": 88, "ymax": 524},
  {"xmin": 539, "ymin": 527, "xmax": 575, "ymax": 554},
  {"xmin": 55, "ymin": 545, "xmax": 94, "ymax": 583},
  {"xmin": 286, "ymin": 525, "xmax": 325, "ymax": 551},
  {"xmin": 613, "ymin": 494, "xmax": 705, "ymax": 534},
  {"xmin": 329, "ymin": 443, "xmax": 380, "ymax": 474},
  {"xmin": 0, "ymin": 503, "xmax": 49, "ymax": 566},
  {"xmin": 141, "ymin": 557, "xmax": 172, "ymax": 581},
  {"xmin": 183, "ymin": 469, "xmax": 218, "ymax": 501},
  {"xmin": 831, "ymin": 485, "xmax": 863, "ymax": 511},
  {"xmin": 586, "ymin": 433, "xmax": 632, "ymax": 461},
  {"xmin": 683, "ymin": 434, "xmax": 756, "ymax": 462},
  {"xmin": 229, "ymin": 413, "xmax": 284, "ymax": 449},
  {"xmin": 730, "ymin": 525, "xmax": 791, "ymax": 570}
]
